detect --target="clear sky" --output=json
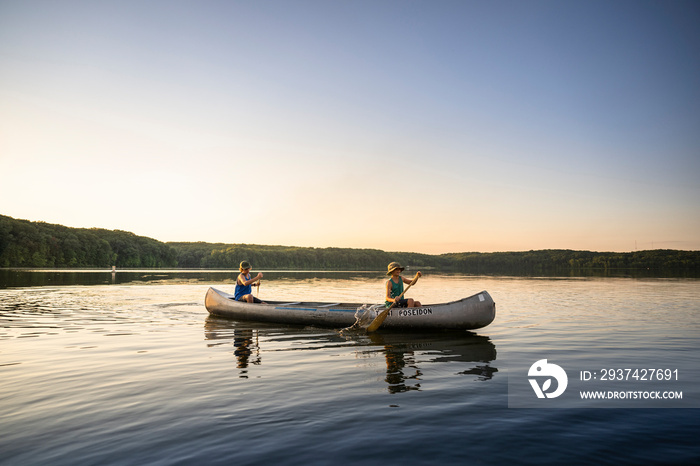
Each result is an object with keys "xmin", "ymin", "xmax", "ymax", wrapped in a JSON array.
[{"xmin": 1, "ymin": 0, "xmax": 698, "ymax": 254}]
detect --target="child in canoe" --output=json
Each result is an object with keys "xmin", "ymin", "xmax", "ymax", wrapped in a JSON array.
[
  {"xmin": 385, "ymin": 262, "xmax": 422, "ymax": 308},
  {"xmin": 235, "ymin": 261, "xmax": 265, "ymax": 303}
]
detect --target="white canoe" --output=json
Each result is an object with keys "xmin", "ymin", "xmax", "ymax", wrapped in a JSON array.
[{"xmin": 204, "ymin": 287, "xmax": 496, "ymax": 330}]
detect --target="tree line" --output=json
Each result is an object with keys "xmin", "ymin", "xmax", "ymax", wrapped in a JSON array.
[
  {"xmin": 0, "ymin": 215, "xmax": 177, "ymax": 268},
  {"xmin": 169, "ymin": 242, "xmax": 443, "ymax": 271},
  {"xmin": 442, "ymin": 249, "xmax": 700, "ymax": 275},
  {"xmin": 1, "ymin": 215, "xmax": 698, "ymax": 275}
]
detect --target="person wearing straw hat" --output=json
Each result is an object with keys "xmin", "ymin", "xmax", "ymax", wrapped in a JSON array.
[
  {"xmin": 385, "ymin": 262, "xmax": 422, "ymax": 309},
  {"xmin": 235, "ymin": 261, "xmax": 265, "ymax": 303}
]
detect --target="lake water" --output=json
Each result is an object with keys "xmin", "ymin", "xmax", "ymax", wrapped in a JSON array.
[{"xmin": 1, "ymin": 270, "xmax": 699, "ymax": 465}]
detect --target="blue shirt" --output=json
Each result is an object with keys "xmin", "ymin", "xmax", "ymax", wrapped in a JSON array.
[{"xmin": 234, "ymin": 273, "xmax": 252, "ymax": 300}]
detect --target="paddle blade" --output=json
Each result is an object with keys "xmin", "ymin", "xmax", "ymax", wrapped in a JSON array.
[{"xmin": 366, "ymin": 307, "xmax": 391, "ymax": 332}]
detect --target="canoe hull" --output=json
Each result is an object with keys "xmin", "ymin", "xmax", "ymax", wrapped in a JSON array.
[{"xmin": 204, "ymin": 287, "xmax": 495, "ymax": 330}]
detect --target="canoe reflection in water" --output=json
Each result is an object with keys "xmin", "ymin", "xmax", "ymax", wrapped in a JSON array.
[{"xmin": 204, "ymin": 316, "xmax": 497, "ymax": 391}]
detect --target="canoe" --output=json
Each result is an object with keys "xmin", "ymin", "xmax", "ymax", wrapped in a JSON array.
[{"xmin": 204, "ymin": 287, "xmax": 496, "ymax": 330}]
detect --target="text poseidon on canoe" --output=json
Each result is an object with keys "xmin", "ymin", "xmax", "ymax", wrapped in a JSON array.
[{"xmin": 389, "ymin": 308, "xmax": 434, "ymax": 317}]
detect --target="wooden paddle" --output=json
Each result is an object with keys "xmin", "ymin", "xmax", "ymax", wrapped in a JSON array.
[{"xmin": 366, "ymin": 272, "xmax": 420, "ymax": 332}]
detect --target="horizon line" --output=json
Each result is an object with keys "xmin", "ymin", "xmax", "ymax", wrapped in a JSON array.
[{"xmin": 3, "ymin": 214, "xmax": 697, "ymax": 256}]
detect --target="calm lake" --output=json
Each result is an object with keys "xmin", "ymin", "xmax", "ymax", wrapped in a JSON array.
[{"xmin": 1, "ymin": 270, "xmax": 699, "ymax": 465}]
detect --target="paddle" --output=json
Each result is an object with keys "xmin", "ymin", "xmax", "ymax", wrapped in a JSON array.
[{"xmin": 366, "ymin": 272, "xmax": 420, "ymax": 332}]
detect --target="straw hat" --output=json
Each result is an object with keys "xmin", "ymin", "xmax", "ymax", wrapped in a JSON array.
[
  {"xmin": 386, "ymin": 261, "xmax": 404, "ymax": 275},
  {"xmin": 239, "ymin": 261, "xmax": 251, "ymax": 271}
]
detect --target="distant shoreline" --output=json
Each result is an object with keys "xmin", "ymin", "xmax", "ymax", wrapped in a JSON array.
[{"xmin": 1, "ymin": 214, "xmax": 698, "ymax": 276}]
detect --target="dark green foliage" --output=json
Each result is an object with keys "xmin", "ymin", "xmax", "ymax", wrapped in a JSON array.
[
  {"xmin": 168, "ymin": 242, "xmax": 446, "ymax": 270},
  {"xmin": 1, "ymin": 215, "xmax": 697, "ymax": 275},
  {"xmin": 169, "ymin": 243, "xmax": 698, "ymax": 276},
  {"xmin": 442, "ymin": 249, "xmax": 700, "ymax": 276},
  {"xmin": 0, "ymin": 215, "xmax": 177, "ymax": 268}
]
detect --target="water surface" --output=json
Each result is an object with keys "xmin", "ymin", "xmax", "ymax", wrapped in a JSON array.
[{"xmin": 1, "ymin": 271, "xmax": 698, "ymax": 465}]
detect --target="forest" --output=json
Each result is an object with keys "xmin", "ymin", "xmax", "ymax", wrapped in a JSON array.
[
  {"xmin": 0, "ymin": 215, "xmax": 177, "ymax": 268},
  {"xmin": 169, "ymin": 241, "xmax": 443, "ymax": 271},
  {"xmin": 1, "ymin": 215, "xmax": 698, "ymax": 276}
]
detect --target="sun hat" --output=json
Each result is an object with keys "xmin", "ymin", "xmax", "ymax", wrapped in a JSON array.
[
  {"xmin": 386, "ymin": 261, "xmax": 404, "ymax": 275},
  {"xmin": 239, "ymin": 261, "xmax": 251, "ymax": 271}
]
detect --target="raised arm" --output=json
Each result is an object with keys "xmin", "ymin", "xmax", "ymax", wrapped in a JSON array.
[
  {"xmin": 402, "ymin": 271, "xmax": 422, "ymax": 285},
  {"xmin": 240, "ymin": 272, "xmax": 263, "ymax": 286}
]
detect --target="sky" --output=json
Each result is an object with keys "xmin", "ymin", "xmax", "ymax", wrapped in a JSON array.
[{"xmin": 1, "ymin": 0, "xmax": 699, "ymax": 254}]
